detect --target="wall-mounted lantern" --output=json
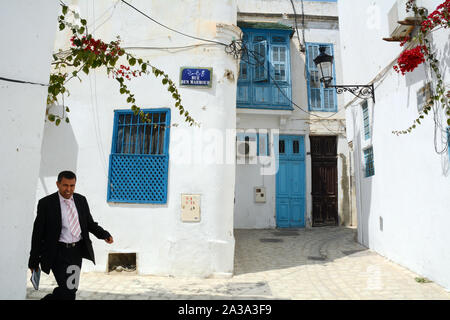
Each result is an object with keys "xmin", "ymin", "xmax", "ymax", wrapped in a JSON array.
[{"xmin": 313, "ymin": 46, "xmax": 376, "ymax": 103}]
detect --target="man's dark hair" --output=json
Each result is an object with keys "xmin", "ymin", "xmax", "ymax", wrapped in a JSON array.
[{"xmin": 57, "ymin": 171, "xmax": 77, "ymax": 182}]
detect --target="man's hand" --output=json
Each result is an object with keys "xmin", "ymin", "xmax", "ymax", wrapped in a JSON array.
[{"xmin": 105, "ymin": 236, "xmax": 114, "ymax": 244}]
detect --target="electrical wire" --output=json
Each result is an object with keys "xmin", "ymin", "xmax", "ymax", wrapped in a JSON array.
[
  {"xmin": 58, "ymin": 1, "xmax": 341, "ymax": 120},
  {"xmin": 289, "ymin": 0, "xmax": 305, "ymax": 52},
  {"xmin": 300, "ymin": 0, "xmax": 307, "ymax": 52},
  {"xmin": 120, "ymin": 0, "xmax": 228, "ymax": 47},
  {"xmin": 121, "ymin": 43, "xmax": 219, "ymax": 51},
  {"xmin": 119, "ymin": 0, "xmax": 244, "ymax": 59},
  {"xmin": 0, "ymin": 76, "xmax": 49, "ymax": 87},
  {"xmin": 90, "ymin": 0, "xmax": 121, "ymax": 33}
]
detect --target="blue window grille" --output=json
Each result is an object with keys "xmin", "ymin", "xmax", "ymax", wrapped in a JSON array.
[
  {"xmin": 107, "ymin": 109, "xmax": 171, "ymax": 204},
  {"xmin": 237, "ymin": 27, "xmax": 293, "ymax": 110},
  {"xmin": 362, "ymin": 100, "xmax": 371, "ymax": 140},
  {"xmin": 364, "ymin": 147, "xmax": 375, "ymax": 177},
  {"xmin": 305, "ymin": 43, "xmax": 338, "ymax": 112}
]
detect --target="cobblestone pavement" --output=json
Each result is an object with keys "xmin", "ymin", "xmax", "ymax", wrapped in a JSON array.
[{"xmin": 26, "ymin": 227, "xmax": 450, "ymax": 300}]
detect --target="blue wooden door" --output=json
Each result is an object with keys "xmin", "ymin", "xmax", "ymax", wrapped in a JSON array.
[{"xmin": 276, "ymin": 135, "xmax": 306, "ymax": 228}]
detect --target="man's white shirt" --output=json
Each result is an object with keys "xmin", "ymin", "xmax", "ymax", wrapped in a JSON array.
[{"xmin": 58, "ymin": 192, "xmax": 82, "ymax": 243}]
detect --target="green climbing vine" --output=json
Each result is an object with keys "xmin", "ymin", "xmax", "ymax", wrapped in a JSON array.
[{"xmin": 48, "ymin": 4, "xmax": 197, "ymax": 127}]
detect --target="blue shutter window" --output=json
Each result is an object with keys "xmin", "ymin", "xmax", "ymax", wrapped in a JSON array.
[
  {"xmin": 108, "ymin": 109, "xmax": 171, "ymax": 204},
  {"xmin": 258, "ymin": 132, "xmax": 270, "ymax": 156},
  {"xmin": 254, "ymin": 86, "xmax": 270, "ymax": 103},
  {"xmin": 240, "ymin": 61, "xmax": 248, "ymax": 81},
  {"xmin": 239, "ymin": 40, "xmax": 249, "ymax": 81},
  {"xmin": 306, "ymin": 43, "xmax": 337, "ymax": 112},
  {"xmin": 307, "ymin": 44, "xmax": 321, "ymax": 110},
  {"xmin": 238, "ymin": 34, "xmax": 250, "ymax": 104},
  {"xmin": 272, "ymin": 46, "xmax": 287, "ymax": 82},
  {"xmin": 364, "ymin": 147, "xmax": 375, "ymax": 178},
  {"xmin": 273, "ymin": 87, "xmax": 289, "ymax": 105},
  {"xmin": 236, "ymin": 27, "xmax": 292, "ymax": 110},
  {"xmin": 253, "ymin": 41, "xmax": 268, "ymax": 82},
  {"xmin": 362, "ymin": 100, "xmax": 371, "ymax": 140},
  {"xmin": 237, "ymin": 86, "xmax": 249, "ymax": 103}
]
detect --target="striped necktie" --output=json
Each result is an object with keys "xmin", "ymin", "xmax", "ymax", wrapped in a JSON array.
[{"xmin": 64, "ymin": 199, "xmax": 81, "ymax": 239}]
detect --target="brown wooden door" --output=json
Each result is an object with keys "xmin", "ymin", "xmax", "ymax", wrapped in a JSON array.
[{"xmin": 310, "ymin": 136, "xmax": 338, "ymax": 226}]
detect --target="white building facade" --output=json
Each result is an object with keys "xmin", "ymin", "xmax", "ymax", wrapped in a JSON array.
[
  {"xmin": 338, "ymin": 0, "xmax": 450, "ymax": 290},
  {"xmin": 36, "ymin": 0, "xmax": 240, "ymax": 278},
  {"xmin": 0, "ymin": 0, "xmax": 60, "ymax": 300}
]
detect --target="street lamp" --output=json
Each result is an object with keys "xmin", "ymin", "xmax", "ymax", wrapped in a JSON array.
[{"xmin": 313, "ymin": 46, "xmax": 375, "ymax": 103}]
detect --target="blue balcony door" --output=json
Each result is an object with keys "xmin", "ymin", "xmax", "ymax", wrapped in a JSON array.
[{"xmin": 276, "ymin": 135, "xmax": 306, "ymax": 228}]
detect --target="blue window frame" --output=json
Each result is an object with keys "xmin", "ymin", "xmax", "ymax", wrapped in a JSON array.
[
  {"xmin": 107, "ymin": 108, "xmax": 171, "ymax": 204},
  {"xmin": 362, "ymin": 100, "xmax": 371, "ymax": 140},
  {"xmin": 237, "ymin": 27, "xmax": 293, "ymax": 110},
  {"xmin": 236, "ymin": 131, "xmax": 270, "ymax": 156},
  {"xmin": 305, "ymin": 43, "xmax": 338, "ymax": 112},
  {"xmin": 364, "ymin": 147, "xmax": 375, "ymax": 178},
  {"xmin": 447, "ymin": 127, "xmax": 450, "ymax": 158}
]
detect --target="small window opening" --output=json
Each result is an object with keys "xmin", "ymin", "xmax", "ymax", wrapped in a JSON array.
[{"xmin": 108, "ymin": 253, "xmax": 137, "ymax": 273}]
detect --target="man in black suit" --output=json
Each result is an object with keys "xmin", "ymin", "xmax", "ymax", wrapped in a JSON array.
[{"xmin": 28, "ymin": 170, "xmax": 113, "ymax": 300}]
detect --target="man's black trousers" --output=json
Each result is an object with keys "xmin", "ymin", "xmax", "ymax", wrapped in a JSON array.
[{"xmin": 42, "ymin": 242, "xmax": 82, "ymax": 300}]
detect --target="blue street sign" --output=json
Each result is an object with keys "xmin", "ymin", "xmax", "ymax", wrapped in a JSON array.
[{"xmin": 180, "ymin": 67, "xmax": 212, "ymax": 88}]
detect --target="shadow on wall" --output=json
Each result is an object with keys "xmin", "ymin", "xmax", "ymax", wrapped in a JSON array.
[
  {"xmin": 438, "ymin": 35, "xmax": 449, "ymax": 80},
  {"xmin": 351, "ymin": 109, "xmax": 373, "ymax": 248},
  {"xmin": 405, "ymin": 63, "xmax": 427, "ymax": 113},
  {"xmin": 405, "ymin": 36, "xmax": 450, "ymax": 175},
  {"xmin": 39, "ymin": 116, "xmax": 79, "ymax": 195},
  {"xmin": 439, "ymin": 38, "xmax": 450, "ymax": 176}
]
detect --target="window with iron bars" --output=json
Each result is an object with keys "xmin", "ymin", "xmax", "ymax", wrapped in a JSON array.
[{"xmin": 107, "ymin": 109, "xmax": 171, "ymax": 204}]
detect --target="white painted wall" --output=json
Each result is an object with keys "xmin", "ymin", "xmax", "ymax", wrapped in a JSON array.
[
  {"xmin": 339, "ymin": 0, "xmax": 450, "ymax": 290},
  {"xmin": 36, "ymin": 0, "xmax": 239, "ymax": 278},
  {"xmin": 0, "ymin": 0, "xmax": 59, "ymax": 299},
  {"xmin": 234, "ymin": 0, "xmax": 352, "ymax": 229},
  {"xmin": 238, "ymin": 0, "xmax": 339, "ymax": 17}
]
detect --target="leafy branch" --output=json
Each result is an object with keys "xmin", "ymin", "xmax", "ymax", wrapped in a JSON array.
[{"xmin": 47, "ymin": 4, "xmax": 198, "ymax": 127}]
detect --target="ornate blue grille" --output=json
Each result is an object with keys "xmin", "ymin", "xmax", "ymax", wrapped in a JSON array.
[
  {"xmin": 108, "ymin": 154, "xmax": 168, "ymax": 203},
  {"xmin": 107, "ymin": 109, "xmax": 170, "ymax": 204}
]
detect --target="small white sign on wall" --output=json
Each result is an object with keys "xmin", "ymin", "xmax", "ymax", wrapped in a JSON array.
[
  {"xmin": 254, "ymin": 187, "xmax": 266, "ymax": 203},
  {"xmin": 181, "ymin": 194, "xmax": 201, "ymax": 222}
]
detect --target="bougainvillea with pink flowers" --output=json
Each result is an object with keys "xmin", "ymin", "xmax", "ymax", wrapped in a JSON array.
[
  {"xmin": 393, "ymin": 45, "xmax": 427, "ymax": 75},
  {"xmin": 392, "ymin": 0, "xmax": 450, "ymax": 134},
  {"xmin": 48, "ymin": 5, "xmax": 196, "ymax": 127}
]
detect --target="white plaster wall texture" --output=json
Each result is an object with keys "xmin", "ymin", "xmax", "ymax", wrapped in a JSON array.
[
  {"xmin": 237, "ymin": 0, "xmax": 338, "ymax": 17},
  {"xmin": 234, "ymin": 1, "xmax": 351, "ymax": 229},
  {"xmin": 338, "ymin": 0, "xmax": 450, "ymax": 290},
  {"xmin": 36, "ymin": 0, "xmax": 239, "ymax": 277},
  {"xmin": 0, "ymin": 0, "xmax": 60, "ymax": 299}
]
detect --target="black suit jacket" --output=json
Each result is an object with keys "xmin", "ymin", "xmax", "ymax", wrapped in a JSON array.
[{"xmin": 28, "ymin": 192, "xmax": 111, "ymax": 274}]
